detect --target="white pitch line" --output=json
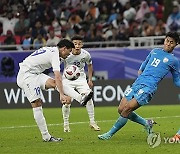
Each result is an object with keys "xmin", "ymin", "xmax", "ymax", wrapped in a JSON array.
[{"xmin": 0, "ymin": 115, "xmax": 180, "ymax": 130}]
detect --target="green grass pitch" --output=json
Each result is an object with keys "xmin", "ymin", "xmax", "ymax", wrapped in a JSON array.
[{"xmin": 0, "ymin": 105, "xmax": 180, "ymax": 154}]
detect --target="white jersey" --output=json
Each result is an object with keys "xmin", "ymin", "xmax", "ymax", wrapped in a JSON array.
[
  {"xmin": 19, "ymin": 47, "xmax": 61, "ymax": 74},
  {"xmin": 63, "ymin": 48, "xmax": 92, "ymax": 78}
]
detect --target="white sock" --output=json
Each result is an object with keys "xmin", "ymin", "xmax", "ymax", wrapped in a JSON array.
[
  {"xmin": 62, "ymin": 104, "xmax": 71, "ymax": 126},
  {"xmin": 33, "ymin": 106, "xmax": 51, "ymax": 141},
  {"xmin": 86, "ymin": 99, "xmax": 95, "ymax": 124}
]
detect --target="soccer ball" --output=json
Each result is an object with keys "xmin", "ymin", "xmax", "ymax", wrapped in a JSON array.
[{"xmin": 63, "ymin": 65, "xmax": 80, "ymax": 80}]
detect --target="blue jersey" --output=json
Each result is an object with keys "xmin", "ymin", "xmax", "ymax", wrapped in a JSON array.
[{"xmin": 133, "ymin": 48, "xmax": 180, "ymax": 91}]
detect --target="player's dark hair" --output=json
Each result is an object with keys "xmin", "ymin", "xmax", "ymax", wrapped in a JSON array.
[
  {"xmin": 71, "ymin": 35, "xmax": 83, "ymax": 41},
  {"xmin": 57, "ymin": 39, "xmax": 75, "ymax": 48},
  {"xmin": 166, "ymin": 32, "xmax": 180, "ymax": 44}
]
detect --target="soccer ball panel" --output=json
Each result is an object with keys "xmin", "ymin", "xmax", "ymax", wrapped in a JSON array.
[{"xmin": 64, "ymin": 65, "xmax": 80, "ymax": 80}]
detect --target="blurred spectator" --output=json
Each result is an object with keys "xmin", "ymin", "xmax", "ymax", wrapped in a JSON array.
[
  {"xmin": 143, "ymin": 12, "xmax": 157, "ymax": 27},
  {"xmin": 149, "ymin": 0, "xmax": 158, "ymax": 15},
  {"xmin": 135, "ymin": 1, "xmax": 150, "ymax": 23},
  {"xmin": 81, "ymin": 0, "xmax": 89, "ymax": 13},
  {"xmin": 123, "ymin": 2, "xmax": 136, "ymax": 22},
  {"xmin": 0, "ymin": 4, "xmax": 9, "ymax": 17},
  {"xmin": 155, "ymin": 2, "xmax": 164, "ymax": 20},
  {"xmin": 166, "ymin": 5, "xmax": 180, "ymax": 32},
  {"xmin": 33, "ymin": 33, "xmax": 46, "ymax": 49},
  {"xmin": 68, "ymin": 13, "xmax": 82, "ymax": 27},
  {"xmin": 14, "ymin": 13, "xmax": 30, "ymax": 36},
  {"xmin": 85, "ymin": 2, "xmax": 100, "ymax": 20},
  {"xmin": 111, "ymin": 0, "xmax": 123, "ymax": 14},
  {"xmin": 141, "ymin": 20, "xmax": 154, "ymax": 36},
  {"xmin": 3, "ymin": 30, "xmax": 17, "ymax": 50},
  {"xmin": 22, "ymin": 31, "xmax": 33, "ymax": 50},
  {"xmin": 86, "ymin": 22, "xmax": 97, "ymax": 42},
  {"xmin": 108, "ymin": 27, "xmax": 119, "ymax": 41},
  {"xmin": 112, "ymin": 13, "xmax": 129, "ymax": 30},
  {"xmin": 98, "ymin": 5, "xmax": 109, "ymax": 23},
  {"xmin": 46, "ymin": 27, "xmax": 60, "ymax": 46},
  {"xmin": 119, "ymin": 0, "xmax": 130, "ymax": 7},
  {"xmin": 12, "ymin": 3, "xmax": 25, "ymax": 18},
  {"xmin": 154, "ymin": 19, "xmax": 166, "ymax": 36},
  {"xmin": 71, "ymin": 3, "xmax": 85, "ymax": 19},
  {"xmin": 0, "ymin": 11, "xmax": 18, "ymax": 35},
  {"xmin": 28, "ymin": 2, "xmax": 41, "ymax": 27},
  {"xmin": 42, "ymin": 2, "xmax": 55, "ymax": 25},
  {"xmin": 95, "ymin": 28, "xmax": 105, "ymax": 42},
  {"xmin": 51, "ymin": 18, "xmax": 61, "ymax": 37},
  {"xmin": 63, "ymin": 22, "xmax": 75, "ymax": 38},
  {"xmin": 103, "ymin": 24, "xmax": 114, "ymax": 40},
  {"xmin": 129, "ymin": 20, "xmax": 141, "ymax": 37},
  {"xmin": 0, "ymin": 0, "xmax": 177, "ymax": 46},
  {"xmin": 107, "ymin": 8, "xmax": 118, "ymax": 24},
  {"xmin": 80, "ymin": 13, "xmax": 94, "ymax": 32},
  {"xmin": 65, "ymin": 0, "xmax": 80, "ymax": 7},
  {"xmin": 31, "ymin": 21, "xmax": 47, "ymax": 40},
  {"xmin": 61, "ymin": 29, "xmax": 70, "ymax": 40},
  {"xmin": 78, "ymin": 28, "xmax": 86, "ymax": 38}
]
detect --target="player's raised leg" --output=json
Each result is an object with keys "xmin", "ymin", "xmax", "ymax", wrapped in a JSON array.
[
  {"xmin": 120, "ymin": 90, "xmax": 156, "ymax": 135},
  {"xmin": 98, "ymin": 98, "xmax": 139, "ymax": 140}
]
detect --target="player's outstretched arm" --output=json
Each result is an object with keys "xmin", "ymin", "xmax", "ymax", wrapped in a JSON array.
[
  {"xmin": 87, "ymin": 64, "xmax": 93, "ymax": 88},
  {"xmin": 171, "ymin": 60, "xmax": 180, "ymax": 87},
  {"xmin": 139, "ymin": 51, "xmax": 152, "ymax": 72}
]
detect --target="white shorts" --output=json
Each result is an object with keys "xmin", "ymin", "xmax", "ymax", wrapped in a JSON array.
[
  {"xmin": 17, "ymin": 69, "xmax": 51, "ymax": 103},
  {"xmin": 62, "ymin": 76, "xmax": 91, "ymax": 101}
]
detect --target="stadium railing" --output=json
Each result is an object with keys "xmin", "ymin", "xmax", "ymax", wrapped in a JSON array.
[{"xmin": 0, "ymin": 35, "xmax": 168, "ymax": 51}]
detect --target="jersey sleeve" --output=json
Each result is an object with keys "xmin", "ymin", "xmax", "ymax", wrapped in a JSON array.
[
  {"xmin": 171, "ymin": 58, "xmax": 180, "ymax": 87},
  {"xmin": 85, "ymin": 51, "xmax": 92, "ymax": 65},
  {"xmin": 139, "ymin": 50, "xmax": 152, "ymax": 71},
  {"xmin": 51, "ymin": 49, "xmax": 60, "ymax": 72}
]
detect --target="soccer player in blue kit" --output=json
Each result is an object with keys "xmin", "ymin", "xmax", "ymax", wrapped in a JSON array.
[
  {"xmin": 171, "ymin": 129, "xmax": 180, "ymax": 141},
  {"xmin": 98, "ymin": 32, "xmax": 180, "ymax": 140}
]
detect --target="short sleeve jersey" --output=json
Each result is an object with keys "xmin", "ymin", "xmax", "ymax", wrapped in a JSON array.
[
  {"xmin": 19, "ymin": 47, "xmax": 61, "ymax": 73},
  {"xmin": 63, "ymin": 48, "xmax": 92, "ymax": 76}
]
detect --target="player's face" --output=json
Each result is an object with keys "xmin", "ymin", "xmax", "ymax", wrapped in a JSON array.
[
  {"xmin": 72, "ymin": 40, "xmax": 83, "ymax": 55},
  {"xmin": 163, "ymin": 37, "xmax": 177, "ymax": 53},
  {"xmin": 60, "ymin": 47, "xmax": 71, "ymax": 59}
]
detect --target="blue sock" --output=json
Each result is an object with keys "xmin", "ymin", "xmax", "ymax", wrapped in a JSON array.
[
  {"xmin": 108, "ymin": 116, "xmax": 128, "ymax": 135},
  {"xmin": 128, "ymin": 112, "xmax": 147, "ymax": 126},
  {"xmin": 177, "ymin": 129, "xmax": 180, "ymax": 135}
]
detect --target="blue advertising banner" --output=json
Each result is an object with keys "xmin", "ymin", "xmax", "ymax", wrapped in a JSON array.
[{"xmin": 0, "ymin": 47, "xmax": 179, "ymax": 82}]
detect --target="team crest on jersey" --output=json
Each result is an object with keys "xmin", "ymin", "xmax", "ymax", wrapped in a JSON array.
[
  {"xmin": 137, "ymin": 89, "xmax": 144, "ymax": 95},
  {"xmin": 81, "ymin": 58, "xmax": 86, "ymax": 63},
  {"xmin": 163, "ymin": 57, "xmax": 169, "ymax": 63}
]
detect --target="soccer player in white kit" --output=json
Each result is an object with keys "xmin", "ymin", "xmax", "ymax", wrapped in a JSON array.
[
  {"xmin": 16, "ymin": 39, "xmax": 74, "ymax": 142},
  {"xmin": 62, "ymin": 35, "xmax": 100, "ymax": 132}
]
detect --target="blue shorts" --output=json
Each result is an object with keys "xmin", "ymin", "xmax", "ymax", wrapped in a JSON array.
[{"xmin": 124, "ymin": 84, "xmax": 155, "ymax": 106}]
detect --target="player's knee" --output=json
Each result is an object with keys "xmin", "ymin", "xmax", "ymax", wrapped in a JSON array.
[
  {"xmin": 45, "ymin": 78, "xmax": 56, "ymax": 89},
  {"xmin": 118, "ymin": 106, "xmax": 124, "ymax": 114},
  {"xmin": 31, "ymin": 99, "xmax": 42, "ymax": 108},
  {"xmin": 121, "ymin": 105, "xmax": 132, "ymax": 117}
]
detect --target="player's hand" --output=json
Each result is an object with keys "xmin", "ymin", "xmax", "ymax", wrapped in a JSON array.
[
  {"xmin": 88, "ymin": 80, "xmax": 93, "ymax": 89},
  {"xmin": 60, "ymin": 94, "xmax": 72, "ymax": 104},
  {"xmin": 138, "ymin": 70, "xmax": 142, "ymax": 76},
  {"xmin": 60, "ymin": 94, "xmax": 67, "ymax": 104},
  {"xmin": 64, "ymin": 95, "xmax": 72, "ymax": 104}
]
